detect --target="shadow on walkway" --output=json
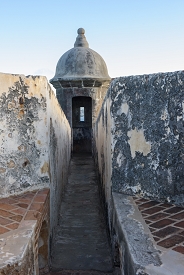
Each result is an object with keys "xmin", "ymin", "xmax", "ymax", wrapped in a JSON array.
[{"xmin": 50, "ymin": 153, "xmax": 114, "ymax": 274}]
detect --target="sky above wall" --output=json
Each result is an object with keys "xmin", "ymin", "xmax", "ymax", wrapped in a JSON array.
[{"xmin": 0, "ymin": 0, "xmax": 184, "ymax": 81}]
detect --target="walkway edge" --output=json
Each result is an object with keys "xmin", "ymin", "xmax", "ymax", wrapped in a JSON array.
[
  {"xmin": 112, "ymin": 193, "xmax": 155, "ymax": 274},
  {"xmin": 112, "ymin": 192, "xmax": 184, "ymax": 274}
]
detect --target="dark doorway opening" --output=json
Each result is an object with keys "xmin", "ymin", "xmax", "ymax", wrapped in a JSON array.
[{"xmin": 72, "ymin": 96, "xmax": 92, "ymax": 153}]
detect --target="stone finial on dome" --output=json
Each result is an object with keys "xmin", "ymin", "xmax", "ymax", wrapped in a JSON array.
[
  {"xmin": 74, "ymin": 28, "xmax": 89, "ymax": 48},
  {"xmin": 50, "ymin": 28, "xmax": 111, "ymax": 88}
]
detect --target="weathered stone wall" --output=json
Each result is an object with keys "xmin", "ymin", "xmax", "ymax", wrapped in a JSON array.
[
  {"xmin": 93, "ymin": 93, "xmax": 112, "ymax": 226},
  {"xmin": 0, "ymin": 222, "xmax": 36, "ymax": 275},
  {"xmin": 0, "ymin": 189, "xmax": 50, "ymax": 275},
  {"xmin": 46, "ymin": 83, "xmax": 71, "ymax": 238},
  {"xmin": 56, "ymin": 86, "xmax": 109, "ymax": 127},
  {"xmin": 56, "ymin": 85, "xmax": 109, "ymax": 154},
  {"xmin": 0, "ymin": 72, "xmax": 71, "ymax": 236},
  {"xmin": 0, "ymin": 73, "xmax": 49, "ymax": 196},
  {"xmin": 94, "ymin": 71, "xmax": 184, "ymax": 208}
]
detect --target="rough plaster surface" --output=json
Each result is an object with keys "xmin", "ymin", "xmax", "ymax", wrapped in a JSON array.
[
  {"xmin": 93, "ymin": 70, "xmax": 184, "ymax": 273},
  {"xmin": 47, "ymin": 88, "xmax": 71, "ymax": 236},
  {"xmin": 110, "ymin": 71, "xmax": 184, "ymax": 203},
  {"xmin": 144, "ymin": 249, "xmax": 184, "ymax": 275},
  {"xmin": 94, "ymin": 70, "xmax": 184, "ymax": 204},
  {"xmin": 127, "ymin": 129, "xmax": 151, "ymax": 159},
  {"xmin": 50, "ymin": 28, "xmax": 111, "ymax": 88},
  {"xmin": 0, "ymin": 221, "xmax": 36, "ymax": 274},
  {"xmin": 52, "ymin": 46, "xmax": 110, "ymax": 81},
  {"xmin": 93, "ymin": 92, "xmax": 112, "ymax": 226},
  {"xmin": 0, "ymin": 73, "xmax": 49, "ymax": 196},
  {"xmin": 112, "ymin": 193, "xmax": 184, "ymax": 275},
  {"xmin": 0, "ymin": 72, "xmax": 71, "ymax": 239},
  {"xmin": 112, "ymin": 193, "xmax": 161, "ymax": 275},
  {"xmin": 56, "ymin": 86, "xmax": 109, "ymax": 128}
]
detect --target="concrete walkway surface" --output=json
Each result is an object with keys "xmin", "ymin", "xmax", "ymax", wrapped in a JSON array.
[{"xmin": 50, "ymin": 154, "xmax": 114, "ymax": 273}]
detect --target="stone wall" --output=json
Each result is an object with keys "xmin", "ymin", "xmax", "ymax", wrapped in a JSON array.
[
  {"xmin": 94, "ymin": 70, "xmax": 184, "ymax": 210},
  {"xmin": 0, "ymin": 72, "xmax": 71, "ymax": 236},
  {"xmin": 56, "ymin": 85, "xmax": 109, "ymax": 154},
  {"xmin": 0, "ymin": 189, "xmax": 50, "ymax": 275},
  {"xmin": 46, "ymin": 82, "xmax": 71, "ymax": 238},
  {"xmin": 93, "ymin": 92, "xmax": 112, "ymax": 225},
  {"xmin": 56, "ymin": 86, "xmax": 109, "ymax": 127},
  {"xmin": 0, "ymin": 73, "xmax": 49, "ymax": 196}
]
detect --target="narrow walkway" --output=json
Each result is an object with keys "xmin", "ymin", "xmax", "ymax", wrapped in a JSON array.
[{"xmin": 50, "ymin": 154, "xmax": 113, "ymax": 274}]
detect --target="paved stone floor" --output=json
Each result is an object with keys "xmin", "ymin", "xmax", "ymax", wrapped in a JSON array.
[
  {"xmin": 1, "ymin": 158, "xmax": 184, "ymax": 274},
  {"xmin": 47, "ymin": 269, "xmax": 120, "ymax": 275},
  {"xmin": 134, "ymin": 197, "xmax": 184, "ymax": 254},
  {"xmin": 50, "ymin": 154, "xmax": 113, "ymax": 273},
  {"xmin": 0, "ymin": 188, "xmax": 49, "ymax": 233}
]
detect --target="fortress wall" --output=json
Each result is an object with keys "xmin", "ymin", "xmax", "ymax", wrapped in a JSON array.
[
  {"xmin": 0, "ymin": 72, "xmax": 71, "ymax": 232},
  {"xmin": 0, "ymin": 73, "xmax": 49, "ymax": 196},
  {"xmin": 93, "ymin": 93, "xmax": 112, "ymax": 224},
  {"xmin": 46, "ymin": 81, "xmax": 71, "ymax": 237},
  {"xmin": 94, "ymin": 70, "xmax": 184, "ymax": 206}
]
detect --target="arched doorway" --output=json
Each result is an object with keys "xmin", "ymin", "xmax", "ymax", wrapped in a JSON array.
[{"xmin": 72, "ymin": 96, "xmax": 92, "ymax": 153}]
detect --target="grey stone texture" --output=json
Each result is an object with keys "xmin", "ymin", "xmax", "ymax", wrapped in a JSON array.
[
  {"xmin": 1, "ymin": 26, "xmax": 184, "ymax": 275},
  {"xmin": 50, "ymin": 28, "xmax": 111, "ymax": 88},
  {"xmin": 93, "ymin": 70, "xmax": 184, "ymax": 274},
  {"xmin": 0, "ymin": 74, "xmax": 49, "ymax": 196},
  {"xmin": 110, "ymin": 71, "xmax": 184, "ymax": 203},
  {"xmin": 0, "ymin": 220, "xmax": 39, "ymax": 275},
  {"xmin": 56, "ymin": 86, "xmax": 109, "ymax": 128},
  {"xmin": 112, "ymin": 193, "xmax": 161, "ymax": 275},
  {"xmin": 94, "ymin": 71, "xmax": 184, "ymax": 205},
  {"xmin": 51, "ymin": 154, "xmax": 113, "ymax": 272},
  {"xmin": 0, "ymin": 73, "xmax": 71, "ymax": 247}
]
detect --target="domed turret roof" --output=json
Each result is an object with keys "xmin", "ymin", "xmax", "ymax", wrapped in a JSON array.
[{"xmin": 50, "ymin": 28, "xmax": 111, "ymax": 88}]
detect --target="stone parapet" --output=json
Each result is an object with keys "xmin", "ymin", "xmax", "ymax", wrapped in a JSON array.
[
  {"xmin": 0, "ymin": 72, "xmax": 71, "ymax": 252},
  {"xmin": 0, "ymin": 188, "xmax": 50, "ymax": 275},
  {"xmin": 112, "ymin": 192, "xmax": 184, "ymax": 274},
  {"xmin": 93, "ymin": 70, "xmax": 184, "ymax": 230}
]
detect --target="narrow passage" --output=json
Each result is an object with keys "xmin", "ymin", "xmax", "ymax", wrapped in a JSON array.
[{"xmin": 50, "ymin": 154, "xmax": 113, "ymax": 273}]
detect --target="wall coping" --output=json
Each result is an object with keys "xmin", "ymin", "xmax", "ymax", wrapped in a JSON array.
[
  {"xmin": 112, "ymin": 192, "xmax": 184, "ymax": 274},
  {"xmin": 0, "ymin": 188, "xmax": 50, "ymax": 274}
]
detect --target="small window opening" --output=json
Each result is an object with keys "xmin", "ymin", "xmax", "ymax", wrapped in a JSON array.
[{"xmin": 80, "ymin": 107, "xmax": 85, "ymax": 121}]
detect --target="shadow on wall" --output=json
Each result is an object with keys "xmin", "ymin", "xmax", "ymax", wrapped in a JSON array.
[
  {"xmin": 38, "ymin": 220, "xmax": 49, "ymax": 274},
  {"xmin": 0, "ymin": 73, "xmax": 71, "ymax": 273},
  {"xmin": 72, "ymin": 96, "xmax": 92, "ymax": 153}
]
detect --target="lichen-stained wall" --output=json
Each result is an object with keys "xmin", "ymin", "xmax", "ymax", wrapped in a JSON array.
[
  {"xmin": 94, "ymin": 71, "xmax": 184, "ymax": 205},
  {"xmin": 46, "ymin": 84, "xmax": 71, "ymax": 237},
  {"xmin": 93, "ymin": 94, "xmax": 112, "ymax": 223},
  {"xmin": 0, "ymin": 73, "xmax": 71, "ymax": 232},
  {"xmin": 0, "ymin": 73, "xmax": 49, "ymax": 196},
  {"xmin": 56, "ymin": 85, "xmax": 109, "ymax": 127}
]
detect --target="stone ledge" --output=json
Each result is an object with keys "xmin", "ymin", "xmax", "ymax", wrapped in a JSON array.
[
  {"xmin": 0, "ymin": 188, "xmax": 50, "ymax": 275},
  {"xmin": 112, "ymin": 192, "xmax": 184, "ymax": 275},
  {"xmin": 0, "ymin": 221, "xmax": 36, "ymax": 274}
]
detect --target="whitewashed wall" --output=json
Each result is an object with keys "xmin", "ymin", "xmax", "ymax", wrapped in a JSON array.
[{"xmin": 0, "ymin": 73, "xmax": 71, "ymax": 235}]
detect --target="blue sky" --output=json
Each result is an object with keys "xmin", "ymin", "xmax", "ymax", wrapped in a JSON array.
[{"xmin": 0, "ymin": 0, "xmax": 184, "ymax": 81}]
